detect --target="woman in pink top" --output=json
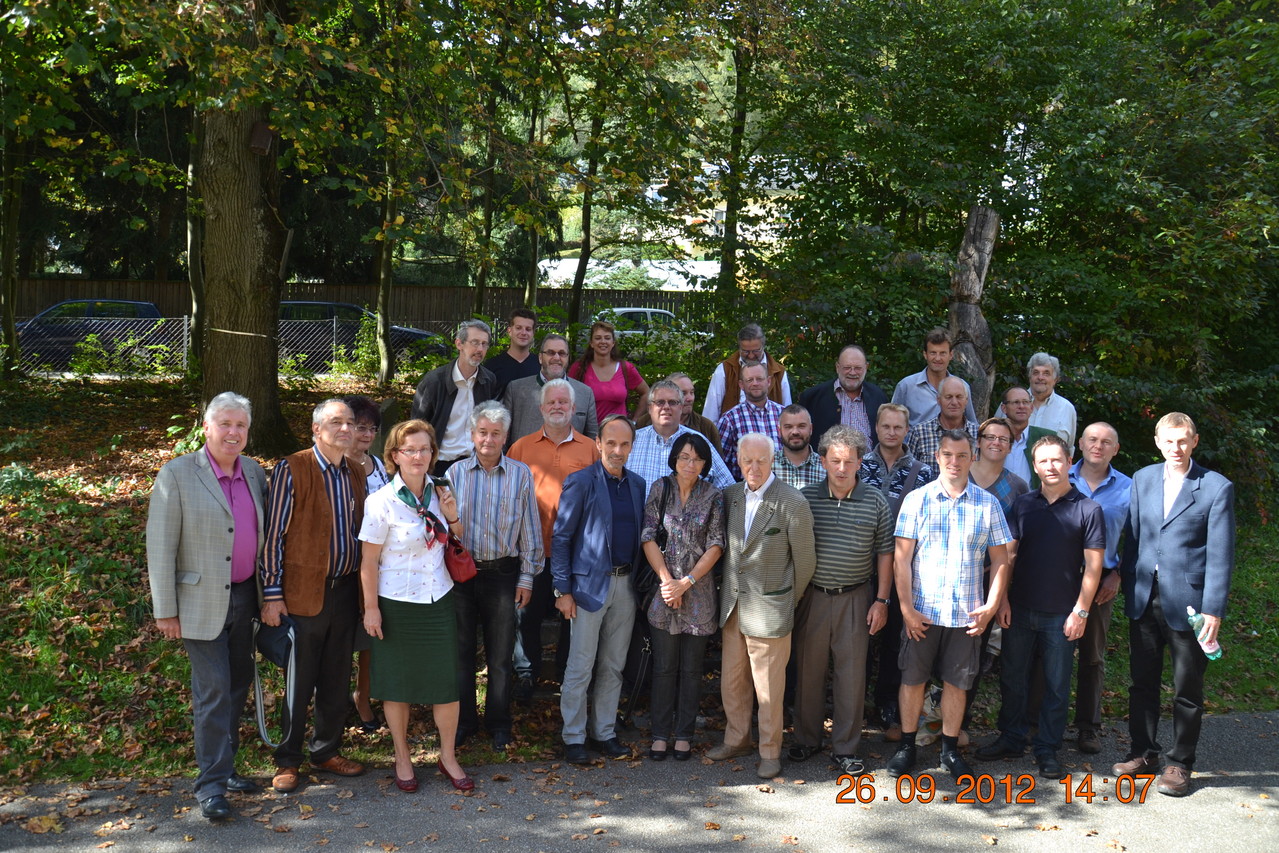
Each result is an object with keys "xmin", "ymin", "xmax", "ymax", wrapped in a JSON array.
[{"xmin": 569, "ymin": 320, "xmax": 649, "ymax": 419}]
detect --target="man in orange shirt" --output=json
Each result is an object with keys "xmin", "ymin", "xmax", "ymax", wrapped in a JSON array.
[{"xmin": 508, "ymin": 379, "xmax": 601, "ymax": 702}]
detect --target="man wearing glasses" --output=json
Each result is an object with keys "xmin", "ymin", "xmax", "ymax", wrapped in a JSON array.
[
  {"xmin": 701, "ymin": 322, "xmax": 792, "ymax": 423},
  {"xmin": 635, "ymin": 372, "xmax": 722, "ymax": 453},
  {"xmin": 411, "ymin": 319, "xmax": 497, "ymax": 476},
  {"xmin": 501, "ymin": 333, "xmax": 598, "ymax": 446},
  {"xmin": 630, "ymin": 379, "xmax": 734, "ymax": 493},
  {"xmin": 999, "ymin": 387, "xmax": 1035, "ymax": 484}
]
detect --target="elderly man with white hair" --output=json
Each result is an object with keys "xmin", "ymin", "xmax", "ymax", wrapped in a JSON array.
[
  {"xmin": 1025, "ymin": 352, "xmax": 1077, "ymax": 447},
  {"xmin": 147, "ymin": 392, "xmax": 268, "ymax": 820},
  {"xmin": 707, "ymin": 432, "xmax": 816, "ymax": 779}
]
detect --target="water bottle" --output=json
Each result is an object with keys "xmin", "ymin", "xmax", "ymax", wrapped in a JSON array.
[{"xmin": 1186, "ymin": 607, "xmax": 1223, "ymax": 660}]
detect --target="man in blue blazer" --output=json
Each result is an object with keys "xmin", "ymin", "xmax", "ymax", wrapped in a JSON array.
[
  {"xmin": 1115, "ymin": 412, "xmax": 1235, "ymax": 797},
  {"xmin": 797, "ymin": 345, "xmax": 888, "ymax": 449},
  {"xmin": 552, "ymin": 415, "xmax": 646, "ymax": 763},
  {"xmin": 147, "ymin": 392, "xmax": 267, "ymax": 820}
]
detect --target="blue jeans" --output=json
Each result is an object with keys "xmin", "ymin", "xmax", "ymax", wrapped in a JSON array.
[
  {"xmin": 454, "ymin": 564, "xmax": 520, "ymax": 734},
  {"xmin": 998, "ymin": 605, "xmax": 1076, "ymax": 757}
]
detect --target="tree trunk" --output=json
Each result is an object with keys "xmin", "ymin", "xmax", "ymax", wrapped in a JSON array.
[
  {"xmin": 568, "ymin": 114, "xmax": 604, "ymax": 326},
  {"xmin": 198, "ymin": 103, "xmax": 296, "ymax": 455},
  {"xmin": 949, "ymin": 205, "xmax": 1000, "ymax": 420},
  {"xmin": 472, "ymin": 88, "xmax": 500, "ymax": 316},
  {"xmin": 375, "ymin": 159, "xmax": 397, "ymax": 387},
  {"xmin": 717, "ymin": 41, "xmax": 751, "ymax": 294},
  {"xmin": 0, "ymin": 131, "xmax": 23, "ymax": 380},
  {"xmin": 186, "ymin": 108, "xmax": 205, "ymax": 371}
]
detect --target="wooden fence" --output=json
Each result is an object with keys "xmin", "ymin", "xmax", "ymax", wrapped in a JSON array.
[{"xmin": 16, "ymin": 279, "xmax": 693, "ymax": 331}]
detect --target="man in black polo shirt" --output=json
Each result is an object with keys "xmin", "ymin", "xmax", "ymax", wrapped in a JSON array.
[{"xmin": 976, "ymin": 435, "xmax": 1105, "ymax": 780}]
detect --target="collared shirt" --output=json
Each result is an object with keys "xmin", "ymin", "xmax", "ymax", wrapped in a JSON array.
[
  {"xmin": 906, "ymin": 416, "xmax": 979, "ymax": 469},
  {"xmin": 1006, "ymin": 430, "xmax": 1032, "ymax": 484},
  {"xmin": 743, "ymin": 472, "xmax": 776, "ymax": 534},
  {"xmin": 895, "ymin": 479, "xmax": 1013, "ymax": 628},
  {"xmin": 1163, "ymin": 463, "xmax": 1187, "ymax": 520},
  {"xmin": 834, "ymin": 379, "xmax": 872, "ymax": 441},
  {"xmin": 701, "ymin": 354, "xmax": 793, "ymax": 423},
  {"xmin": 1007, "ymin": 487, "xmax": 1106, "ymax": 613},
  {"xmin": 607, "ymin": 469, "xmax": 638, "ymax": 566},
  {"xmin": 802, "ymin": 479, "xmax": 893, "ymax": 588},
  {"xmin": 773, "ymin": 447, "xmax": 825, "ymax": 490},
  {"xmin": 630, "ymin": 424, "xmax": 734, "ymax": 493},
  {"xmin": 357, "ymin": 473, "xmax": 452, "ymax": 604},
  {"xmin": 508, "ymin": 427, "xmax": 600, "ymax": 553},
  {"xmin": 440, "ymin": 360, "xmax": 478, "ymax": 461},
  {"xmin": 1069, "ymin": 460, "xmax": 1132, "ymax": 569},
  {"xmin": 717, "ymin": 398, "xmax": 784, "ymax": 479},
  {"xmin": 1028, "ymin": 391, "xmax": 1078, "ymax": 447},
  {"xmin": 262, "ymin": 446, "xmax": 360, "ymax": 598},
  {"xmin": 205, "ymin": 447, "xmax": 258, "ymax": 583},
  {"xmin": 448, "ymin": 453, "xmax": 544, "ymax": 589},
  {"xmin": 890, "ymin": 368, "xmax": 978, "ymax": 426},
  {"xmin": 860, "ymin": 447, "xmax": 933, "ymax": 519}
]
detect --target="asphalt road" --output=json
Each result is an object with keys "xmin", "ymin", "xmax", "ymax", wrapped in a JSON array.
[{"xmin": 3, "ymin": 712, "xmax": 1277, "ymax": 853}]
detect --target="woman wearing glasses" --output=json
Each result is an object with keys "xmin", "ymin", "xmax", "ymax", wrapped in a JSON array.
[
  {"xmin": 357, "ymin": 420, "xmax": 474, "ymax": 793},
  {"xmin": 640, "ymin": 432, "xmax": 726, "ymax": 762}
]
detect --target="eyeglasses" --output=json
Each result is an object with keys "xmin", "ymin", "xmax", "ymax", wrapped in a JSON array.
[
  {"xmin": 395, "ymin": 447, "xmax": 432, "ymax": 457},
  {"xmin": 675, "ymin": 454, "xmax": 703, "ymax": 465},
  {"xmin": 1003, "ymin": 398, "xmax": 1032, "ymax": 406},
  {"xmin": 740, "ymin": 348, "xmax": 764, "ymax": 360},
  {"xmin": 354, "ymin": 425, "xmax": 377, "ymax": 435},
  {"xmin": 541, "ymin": 349, "xmax": 569, "ymax": 358},
  {"xmin": 980, "ymin": 434, "xmax": 1012, "ymax": 445},
  {"xmin": 651, "ymin": 399, "xmax": 682, "ymax": 408}
]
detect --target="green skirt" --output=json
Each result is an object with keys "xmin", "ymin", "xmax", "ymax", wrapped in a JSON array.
[{"xmin": 370, "ymin": 592, "xmax": 459, "ymax": 705}]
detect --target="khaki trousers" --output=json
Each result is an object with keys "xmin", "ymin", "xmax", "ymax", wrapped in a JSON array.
[{"xmin": 720, "ymin": 607, "xmax": 791, "ymax": 760}]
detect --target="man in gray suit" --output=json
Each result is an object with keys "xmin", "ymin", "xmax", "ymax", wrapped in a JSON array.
[
  {"xmin": 147, "ymin": 392, "xmax": 267, "ymax": 820},
  {"xmin": 501, "ymin": 333, "xmax": 598, "ymax": 446},
  {"xmin": 708, "ymin": 433, "xmax": 816, "ymax": 779},
  {"xmin": 1114, "ymin": 412, "xmax": 1235, "ymax": 797}
]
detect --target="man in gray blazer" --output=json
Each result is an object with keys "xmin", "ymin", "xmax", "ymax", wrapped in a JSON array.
[
  {"xmin": 501, "ymin": 333, "xmax": 598, "ymax": 446},
  {"xmin": 147, "ymin": 392, "xmax": 267, "ymax": 820},
  {"xmin": 708, "ymin": 433, "xmax": 816, "ymax": 779},
  {"xmin": 1114, "ymin": 412, "xmax": 1235, "ymax": 797}
]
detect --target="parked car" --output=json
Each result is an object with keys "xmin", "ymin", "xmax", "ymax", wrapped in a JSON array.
[
  {"xmin": 18, "ymin": 299, "xmax": 164, "ymax": 370},
  {"xmin": 595, "ymin": 307, "xmax": 710, "ymax": 339},
  {"xmin": 278, "ymin": 301, "xmax": 447, "ymax": 370}
]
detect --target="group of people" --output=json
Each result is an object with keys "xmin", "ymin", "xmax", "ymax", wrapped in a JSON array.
[{"xmin": 147, "ymin": 311, "xmax": 1235, "ymax": 822}]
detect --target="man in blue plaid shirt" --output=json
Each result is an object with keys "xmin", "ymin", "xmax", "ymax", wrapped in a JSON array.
[
  {"xmin": 717, "ymin": 361, "xmax": 783, "ymax": 479},
  {"xmin": 887, "ymin": 429, "xmax": 1013, "ymax": 783}
]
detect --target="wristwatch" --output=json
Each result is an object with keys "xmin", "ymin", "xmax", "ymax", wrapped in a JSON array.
[
  {"xmin": 1074, "ymin": 607, "xmax": 1089, "ymax": 619},
  {"xmin": 553, "ymin": 587, "xmax": 568, "ymax": 599},
  {"xmin": 875, "ymin": 597, "xmax": 891, "ymax": 605}
]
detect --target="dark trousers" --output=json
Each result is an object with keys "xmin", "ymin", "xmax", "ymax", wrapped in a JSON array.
[
  {"xmin": 649, "ymin": 627, "xmax": 709, "ymax": 741},
  {"xmin": 1128, "ymin": 586, "xmax": 1208, "ymax": 770},
  {"xmin": 1075, "ymin": 597, "xmax": 1114, "ymax": 731},
  {"xmin": 515, "ymin": 561, "xmax": 569, "ymax": 683},
  {"xmin": 184, "ymin": 579, "xmax": 256, "ymax": 801},
  {"xmin": 871, "ymin": 585, "xmax": 904, "ymax": 713},
  {"xmin": 455, "ymin": 563, "xmax": 520, "ymax": 734},
  {"xmin": 999, "ymin": 606, "xmax": 1077, "ymax": 757},
  {"xmin": 274, "ymin": 575, "xmax": 358, "ymax": 769}
]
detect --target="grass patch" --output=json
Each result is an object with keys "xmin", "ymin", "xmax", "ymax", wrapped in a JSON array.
[{"xmin": 1, "ymin": 376, "xmax": 1275, "ymax": 784}]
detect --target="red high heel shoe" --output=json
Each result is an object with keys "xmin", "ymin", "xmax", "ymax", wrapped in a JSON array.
[
  {"xmin": 394, "ymin": 770, "xmax": 418, "ymax": 793},
  {"xmin": 437, "ymin": 759, "xmax": 474, "ymax": 791}
]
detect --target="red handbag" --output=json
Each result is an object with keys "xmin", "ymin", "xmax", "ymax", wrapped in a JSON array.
[{"xmin": 443, "ymin": 532, "xmax": 477, "ymax": 583}]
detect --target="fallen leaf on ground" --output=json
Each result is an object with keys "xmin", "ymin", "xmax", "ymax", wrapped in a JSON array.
[{"xmin": 705, "ymin": 822, "xmax": 720, "ymax": 830}]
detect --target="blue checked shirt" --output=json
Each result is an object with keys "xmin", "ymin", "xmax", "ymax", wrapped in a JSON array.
[
  {"xmin": 895, "ymin": 479, "xmax": 1013, "ymax": 628},
  {"xmin": 717, "ymin": 399, "xmax": 784, "ymax": 479},
  {"xmin": 773, "ymin": 448, "xmax": 826, "ymax": 490},
  {"xmin": 448, "ymin": 454, "xmax": 544, "ymax": 590},
  {"xmin": 906, "ymin": 416, "xmax": 979, "ymax": 471},
  {"xmin": 629, "ymin": 424, "xmax": 734, "ymax": 495}
]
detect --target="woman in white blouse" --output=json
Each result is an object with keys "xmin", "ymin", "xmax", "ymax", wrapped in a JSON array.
[{"xmin": 359, "ymin": 419, "xmax": 473, "ymax": 793}]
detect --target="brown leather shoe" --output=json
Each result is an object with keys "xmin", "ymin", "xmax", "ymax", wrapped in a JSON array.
[
  {"xmin": 1112, "ymin": 754, "xmax": 1158, "ymax": 776},
  {"xmin": 1077, "ymin": 730, "xmax": 1102, "ymax": 755},
  {"xmin": 1157, "ymin": 765, "xmax": 1190, "ymax": 797},
  {"xmin": 272, "ymin": 767, "xmax": 300, "ymax": 793},
  {"xmin": 314, "ymin": 755, "xmax": 366, "ymax": 777}
]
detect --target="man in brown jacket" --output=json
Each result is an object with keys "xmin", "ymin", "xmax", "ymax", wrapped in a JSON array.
[{"xmin": 261, "ymin": 399, "xmax": 368, "ymax": 793}]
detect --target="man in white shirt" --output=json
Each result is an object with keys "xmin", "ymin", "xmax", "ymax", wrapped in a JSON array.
[
  {"xmin": 701, "ymin": 322, "xmax": 792, "ymax": 422},
  {"xmin": 411, "ymin": 320, "xmax": 496, "ymax": 475}
]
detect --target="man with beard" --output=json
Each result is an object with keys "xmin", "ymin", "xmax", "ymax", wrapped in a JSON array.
[
  {"xmin": 798, "ymin": 345, "xmax": 887, "ymax": 448},
  {"xmin": 501, "ymin": 333, "xmax": 598, "ymax": 445},
  {"xmin": 772, "ymin": 404, "xmax": 826, "ymax": 490}
]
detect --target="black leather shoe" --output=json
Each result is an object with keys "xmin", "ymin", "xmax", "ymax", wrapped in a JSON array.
[
  {"xmin": 1037, "ymin": 752, "xmax": 1066, "ymax": 780},
  {"xmin": 565, "ymin": 743, "xmax": 590, "ymax": 764},
  {"xmin": 588, "ymin": 736, "xmax": 631, "ymax": 758},
  {"xmin": 454, "ymin": 727, "xmax": 477, "ymax": 748},
  {"xmin": 940, "ymin": 750, "xmax": 975, "ymax": 781},
  {"xmin": 887, "ymin": 743, "xmax": 917, "ymax": 778},
  {"xmin": 225, "ymin": 773, "xmax": 259, "ymax": 793},
  {"xmin": 200, "ymin": 794, "xmax": 232, "ymax": 820},
  {"xmin": 975, "ymin": 737, "xmax": 1025, "ymax": 761},
  {"xmin": 491, "ymin": 730, "xmax": 512, "ymax": 750}
]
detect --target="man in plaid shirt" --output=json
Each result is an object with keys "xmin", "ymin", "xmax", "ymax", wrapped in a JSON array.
[
  {"xmin": 906, "ymin": 376, "xmax": 979, "ymax": 473},
  {"xmin": 887, "ymin": 429, "xmax": 1012, "ymax": 783},
  {"xmin": 717, "ymin": 361, "xmax": 783, "ymax": 480}
]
